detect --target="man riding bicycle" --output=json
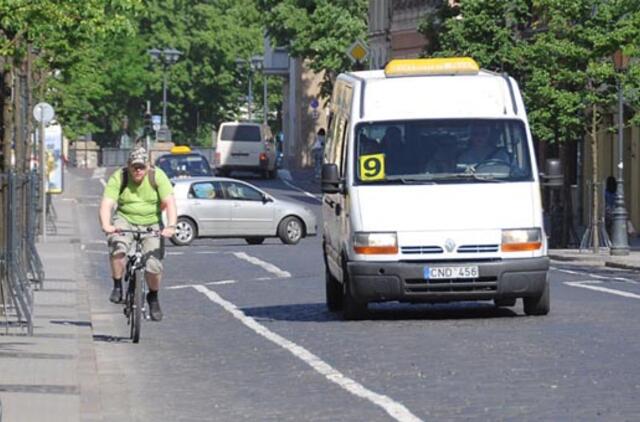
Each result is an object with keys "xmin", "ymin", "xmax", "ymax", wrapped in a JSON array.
[{"xmin": 99, "ymin": 147, "xmax": 177, "ymax": 321}]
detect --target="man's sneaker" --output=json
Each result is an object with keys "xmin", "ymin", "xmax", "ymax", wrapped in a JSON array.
[
  {"xmin": 147, "ymin": 293, "xmax": 163, "ymax": 321},
  {"xmin": 109, "ymin": 287, "xmax": 123, "ymax": 304}
]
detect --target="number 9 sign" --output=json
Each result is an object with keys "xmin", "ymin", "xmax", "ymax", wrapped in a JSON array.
[{"xmin": 359, "ymin": 153, "xmax": 385, "ymax": 181}]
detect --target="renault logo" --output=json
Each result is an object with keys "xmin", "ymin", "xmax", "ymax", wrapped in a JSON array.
[{"xmin": 444, "ymin": 239, "xmax": 456, "ymax": 253}]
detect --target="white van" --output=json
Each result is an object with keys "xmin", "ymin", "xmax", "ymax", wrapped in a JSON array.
[
  {"xmin": 321, "ymin": 57, "xmax": 549, "ymax": 320},
  {"xmin": 215, "ymin": 122, "xmax": 277, "ymax": 178}
]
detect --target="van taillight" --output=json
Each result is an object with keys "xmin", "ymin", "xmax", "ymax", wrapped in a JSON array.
[{"xmin": 259, "ymin": 153, "xmax": 267, "ymax": 161}]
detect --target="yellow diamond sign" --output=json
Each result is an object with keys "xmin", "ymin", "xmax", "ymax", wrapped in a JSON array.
[{"xmin": 347, "ymin": 40, "xmax": 369, "ymax": 63}]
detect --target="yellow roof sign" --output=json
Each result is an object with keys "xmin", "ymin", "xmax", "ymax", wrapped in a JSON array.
[
  {"xmin": 347, "ymin": 40, "xmax": 369, "ymax": 63},
  {"xmin": 171, "ymin": 145, "xmax": 192, "ymax": 154},
  {"xmin": 384, "ymin": 57, "xmax": 479, "ymax": 77}
]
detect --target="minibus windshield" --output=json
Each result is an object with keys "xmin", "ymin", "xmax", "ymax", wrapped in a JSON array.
[{"xmin": 354, "ymin": 119, "xmax": 533, "ymax": 184}]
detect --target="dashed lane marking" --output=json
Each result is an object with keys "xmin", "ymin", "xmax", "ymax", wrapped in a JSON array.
[
  {"xmin": 552, "ymin": 267, "xmax": 639, "ymax": 284},
  {"xmin": 192, "ymin": 284, "xmax": 422, "ymax": 422},
  {"xmin": 99, "ymin": 178, "xmax": 106, "ymax": 187},
  {"xmin": 92, "ymin": 168, "xmax": 106, "ymax": 179},
  {"xmin": 564, "ymin": 280, "xmax": 640, "ymax": 299},
  {"xmin": 232, "ymin": 252, "xmax": 291, "ymax": 278},
  {"xmin": 281, "ymin": 179, "xmax": 321, "ymax": 203}
]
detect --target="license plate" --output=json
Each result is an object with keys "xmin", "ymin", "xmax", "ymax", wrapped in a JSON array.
[{"xmin": 424, "ymin": 266, "xmax": 479, "ymax": 280}]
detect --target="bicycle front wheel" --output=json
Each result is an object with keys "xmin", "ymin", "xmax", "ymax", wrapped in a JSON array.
[{"xmin": 131, "ymin": 269, "xmax": 145, "ymax": 343}]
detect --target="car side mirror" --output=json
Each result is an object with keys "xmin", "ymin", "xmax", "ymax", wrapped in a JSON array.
[
  {"xmin": 262, "ymin": 194, "xmax": 273, "ymax": 204},
  {"xmin": 321, "ymin": 164, "xmax": 341, "ymax": 194}
]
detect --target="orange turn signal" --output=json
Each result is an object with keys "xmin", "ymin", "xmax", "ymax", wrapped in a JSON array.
[
  {"xmin": 354, "ymin": 246, "xmax": 399, "ymax": 255},
  {"xmin": 501, "ymin": 242, "xmax": 542, "ymax": 252}
]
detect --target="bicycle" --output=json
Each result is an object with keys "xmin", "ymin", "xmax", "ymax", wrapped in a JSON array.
[{"xmin": 115, "ymin": 228, "xmax": 159, "ymax": 343}]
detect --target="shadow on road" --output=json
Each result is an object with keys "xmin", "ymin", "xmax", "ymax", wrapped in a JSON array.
[
  {"xmin": 93, "ymin": 334, "xmax": 130, "ymax": 343},
  {"xmin": 242, "ymin": 302, "xmax": 520, "ymax": 322}
]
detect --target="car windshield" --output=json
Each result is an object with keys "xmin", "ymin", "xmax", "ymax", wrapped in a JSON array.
[
  {"xmin": 354, "ymin": 119, "xmax": 533, "ymax": 184},
  {"xmin": 156, "ymin": 154, "xmax": 212, "ymax": 179}
]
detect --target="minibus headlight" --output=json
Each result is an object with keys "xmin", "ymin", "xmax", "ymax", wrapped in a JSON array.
[
  {"xmin": 501, "ymin": 228, "xmax": 542, "ymax": 252},
  {"xmin": 353, "ymin": 232, "xmax": 398, "ymax": 255}
]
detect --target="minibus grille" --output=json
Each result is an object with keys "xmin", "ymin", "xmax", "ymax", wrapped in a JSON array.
[
  {"xmin": 401, "ymin": 246, "xmax": 443, "ymax": 255},
  {"xmin": 457, "ymin": 244, "xmax": 499, "ymax": 253},
  {"xmin": 404, "ymin": 276, "xmax": 498, "ymax": 293}
]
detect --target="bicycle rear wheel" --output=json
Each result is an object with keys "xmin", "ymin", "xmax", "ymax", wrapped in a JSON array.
[{"xmin": 131, "ymin": 269, "xmax": 145, "ymax": 343}]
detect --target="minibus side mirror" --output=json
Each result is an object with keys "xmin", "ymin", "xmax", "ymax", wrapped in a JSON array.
[{"xmin": 321, "ymin": 164, "xmax": 341, "ymax": 194}]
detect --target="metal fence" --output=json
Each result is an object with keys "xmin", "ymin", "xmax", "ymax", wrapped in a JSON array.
[
  {"xmin": 100, "ymin": 147, "xmax": 216, "ymax": 168},
  {"xmin": 0, "ymin": 171, "xmax": 44, "ymax": 335}
]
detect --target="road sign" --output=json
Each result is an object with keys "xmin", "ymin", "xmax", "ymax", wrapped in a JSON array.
[
  {"xmin": 347, "ymin": 40, "xmax": 369, "ymax": 63},
  {"xmin": 33, "ymin": 102, "xmax": 55, "ymax": 124},
  {"xmin": 152, "ymin": 115, "xmax": 161, "ymax": 131},
  {"xmin": 310, "ymin": 98, "xmax": 319, "ymax": 109}
]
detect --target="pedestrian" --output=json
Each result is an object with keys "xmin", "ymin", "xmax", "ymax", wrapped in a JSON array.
[{"xmin": 312, "ymin": 128, "xmax": 325, "ymax": 179}]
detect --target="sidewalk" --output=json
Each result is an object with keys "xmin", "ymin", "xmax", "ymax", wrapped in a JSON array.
[
  {"xmin": 0, "ymin": 195, "xmax": 101, "ymax": 422},
  {"xmin": 548, "ymin": 235, "xmax": 640, "ymax": 270}
]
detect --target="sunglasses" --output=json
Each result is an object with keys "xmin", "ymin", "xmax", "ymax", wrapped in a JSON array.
[{"xmin": 131, "ymin": 164, "xmax": 147, "ymax": 171}]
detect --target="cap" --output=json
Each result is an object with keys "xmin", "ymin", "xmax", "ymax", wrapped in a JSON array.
[{"xmin": 128, "ymin": 147, "xmax": 148, "ymax": 166}]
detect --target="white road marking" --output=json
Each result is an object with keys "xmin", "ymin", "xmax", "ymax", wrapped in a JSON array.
[
  {"xmin": 99, "ymin": 178, "xmax": 106, "ymax": 187},
  {"xmin": 232, "ymin": 252, "xmax": 291, "ymax": 278},
  {"xmin": 167, "ymin": 251, "xmax": 185, "ymax": 256},
  {"xmin": 281, "ymin": 179, "xmax": 321, "ymax": 202},
  {"xmin": 92, "ymin": 167, "xmax": 106, "ymax": 179},
  {"xmin": 205, "ymin": 280, "xmax": 236, "ymax": 286},
  {"xmin": 552, "ymin": 267, "xmax": 639, "ymax": 284},
  {"xmin": 565, "ymin": 281, "xmax": 640, "ymax": 299},
  {"xmin": 192, "ymin": 285, "xmax": 422, "ymax": 422},
  {"xmin": 165, "ymin": 284, "xmax": 194, "ymax": 290},
  {"xmin": 194, "ymin": 251, "xmax": 220, "ymax": 255}
]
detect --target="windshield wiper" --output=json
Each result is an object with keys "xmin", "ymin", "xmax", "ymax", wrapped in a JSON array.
[{"xmin": 427, "ymin": 172, "xmax": 507, "ymax": 183}]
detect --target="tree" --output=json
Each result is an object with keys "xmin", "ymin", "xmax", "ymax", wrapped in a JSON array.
[{"xmin": 257, "ymin": 0, "xmax": 368, "ymax": 97}]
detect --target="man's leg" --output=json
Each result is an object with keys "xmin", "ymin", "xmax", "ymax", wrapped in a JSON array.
[
  {"xmin": 142, "ymin": 225, "xmax": 164, "ymax": 321},
  {"xmin": 107, "ymin": 217, "xmax": 132, "ymax": 303}
]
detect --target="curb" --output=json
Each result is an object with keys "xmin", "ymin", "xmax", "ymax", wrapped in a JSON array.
[{"xmin": 605, "ymin": 260, "xmax": 640, "ymax": 271}]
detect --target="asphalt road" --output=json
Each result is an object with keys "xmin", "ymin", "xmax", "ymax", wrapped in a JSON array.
[{"xmin": 71, "ymin": 168, "xmax": 640, "ymax": 421}]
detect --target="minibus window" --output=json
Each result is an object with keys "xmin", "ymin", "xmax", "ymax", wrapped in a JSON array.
[{"xmin": 354, "ymin": 119, "xmax": 533, "ymax": 184}]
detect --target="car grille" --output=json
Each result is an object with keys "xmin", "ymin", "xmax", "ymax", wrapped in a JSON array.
[
  {"xmin": 401, "ymin": 244, "xmax": 499, "ymax": 255},
  {"xmin": 404, "ymin": 276, "xmax": 498, "ymax": 293}
]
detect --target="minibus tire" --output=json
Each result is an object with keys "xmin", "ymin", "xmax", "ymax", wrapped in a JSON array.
[
  {"xmin": 523, "ymin": 278, "xmax": 550, "ymax": 316},
  {"xmin": 342, "ymin": 271, "xmax": 367, "ymax": 320},
  {"xmin": 326, "ymin": 270, "xmax": 342, "ymax": 311}
]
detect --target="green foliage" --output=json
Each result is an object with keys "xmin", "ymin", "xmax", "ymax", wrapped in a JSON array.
[
  {"xmin": 420, "ymin": 0, "xmax": 640, "ymax": 143},
  {"xmin": 258, "ymin": 0, "xmax": 368, "ymax": 97}
]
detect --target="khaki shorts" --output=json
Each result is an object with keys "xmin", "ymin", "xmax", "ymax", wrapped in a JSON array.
[{"xmin": 108, "ymin": 215, "xmax": 164, "ymax": 274}]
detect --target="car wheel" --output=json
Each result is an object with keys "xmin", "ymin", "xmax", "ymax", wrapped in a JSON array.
[
  {"xmin": 171, "ymin": 217, "xmax": 196, "ymax": 246},
  {"xmin": 326, "ymin": 268, "xmax": 342, "ymax": 312},
  {"xmin": 245, "ymin": 237, "xmax": 265, "ymax": 245},
  {"xmin": 278, "ymin": 216, "xmax": 303, "ymax": 244},
  {"xmin": 494, "ymin": 298, "xmax": 516, "ymax": 308},
  {"xmin": 523, "ymin": 277, "xmax": 550, "ymax": 316}
]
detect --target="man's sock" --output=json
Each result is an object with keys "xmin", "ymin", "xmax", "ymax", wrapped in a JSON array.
[
  {"xmin": 147, "ymin": 290, "xmax": 158, "ymax": 301},
  {"xmin": 113, "ymin": 278, "xmax": 122, "ymax": 289}
]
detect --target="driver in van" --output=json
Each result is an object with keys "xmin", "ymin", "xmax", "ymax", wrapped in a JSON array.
[
  {"xmin": 458, "ymin": 123, "xmax": 509, "ymax": 165},
  {"xmin": 381, "ymin": 126, "xmax": 405, "ymax": 175}
]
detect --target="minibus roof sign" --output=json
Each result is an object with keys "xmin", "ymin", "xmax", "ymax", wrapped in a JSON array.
[{"xmin": 384, "ymin": 57, "xmax": 479, "ymax": 77}]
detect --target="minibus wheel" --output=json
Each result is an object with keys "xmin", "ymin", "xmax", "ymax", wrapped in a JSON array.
[
  {"xmin": 523, "ymin": 278, "xmax": 550, "ymax": 316},
  {"xmin": 326, "ymin": 269, "xmax": 342, "ymax": 311},
  {"xmin": 342, "ymin": 267, "xmax": 367, "ymax": 320}
]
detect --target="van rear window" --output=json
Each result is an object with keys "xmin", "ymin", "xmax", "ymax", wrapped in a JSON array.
[{"xmin": 221, "ymin": 125, "xmax": 261, "ymax": 142}]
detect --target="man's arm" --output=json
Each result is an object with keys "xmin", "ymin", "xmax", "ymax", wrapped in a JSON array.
[
  {"xmin": 160, "ymin": 194, "xmax": 177, "ymax": 238},
  {"xmin": 99, "ymin": 197, "xmax": 117, "ymax": 233}
]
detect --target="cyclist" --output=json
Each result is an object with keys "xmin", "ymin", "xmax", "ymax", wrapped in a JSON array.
[{"xmin": 99, "ymin": 147, "xmax": 177, "ymax": 321}]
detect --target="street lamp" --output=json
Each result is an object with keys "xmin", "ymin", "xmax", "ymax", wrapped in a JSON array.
[
  {"xmin": 148, "ymin": 47, "xmax": 183, "ymax": 141},
  {"xmin": 610, "ymin": 49, "xmax": 630, "ymax": 256},
  {"xmin": 236, "ymin": 55, "xmax": 266, "ymax": 123}
]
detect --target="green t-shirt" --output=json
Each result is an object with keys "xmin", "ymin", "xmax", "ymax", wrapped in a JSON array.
[{"xmin": 103, "ymin": 167, "xmax": 173, "ymax": 225}]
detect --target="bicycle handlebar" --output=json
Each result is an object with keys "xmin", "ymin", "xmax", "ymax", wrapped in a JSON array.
[{"xmin": 112, "ymin": 228, "xmax": 161, "ymax": 238}]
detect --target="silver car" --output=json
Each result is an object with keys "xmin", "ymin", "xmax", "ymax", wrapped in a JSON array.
[{"xmin": 170, "ymin": 177, "xmax": 317, "ymax": 246}]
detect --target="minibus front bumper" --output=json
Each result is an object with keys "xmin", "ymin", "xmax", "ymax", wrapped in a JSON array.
[{"xmin": 346, "ymin": 257, "xmax": 549, "ymax": 303}]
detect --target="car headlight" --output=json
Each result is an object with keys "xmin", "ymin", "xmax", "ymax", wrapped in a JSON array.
[
  {"xmin": 353, "ymin": 232, "xmax": 398, "ymax": 255},
  {"xmin": 501, "ymin": 228, "xmax": 542, "ymax": 252}
]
